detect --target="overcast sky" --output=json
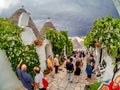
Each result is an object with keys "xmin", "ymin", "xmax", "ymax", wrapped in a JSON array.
[{"xmin": 0, "ymin": 0, "xmax": 119, "ymax": 36}]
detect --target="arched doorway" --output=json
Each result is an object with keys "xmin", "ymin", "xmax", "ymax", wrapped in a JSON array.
[{"xmin": 45, "ymin": 44, "xmax": 51, "ymax": 59}]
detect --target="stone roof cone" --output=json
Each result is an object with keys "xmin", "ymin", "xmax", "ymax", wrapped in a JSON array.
[
  {"xmin": 9, "ymin": 7, "xmax": 43, "ymax": 40},
  {"xmin": 40, "ymin": 17, "xmax": 56, "ymax": 39}
]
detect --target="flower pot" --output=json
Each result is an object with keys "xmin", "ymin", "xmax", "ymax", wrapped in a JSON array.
[{"xmin": 34, "ymin": 39, "xmax": 43, "ymax": 46}]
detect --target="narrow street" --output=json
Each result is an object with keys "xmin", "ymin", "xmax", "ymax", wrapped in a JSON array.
[{"xmin": 45, "ymin": 57, "xmax": 97, "ymax": 90}]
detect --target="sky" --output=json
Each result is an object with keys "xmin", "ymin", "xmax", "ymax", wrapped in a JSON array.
[{"xmin": 0, "ymin": 0, "xmax": 119, "ymax": 37}]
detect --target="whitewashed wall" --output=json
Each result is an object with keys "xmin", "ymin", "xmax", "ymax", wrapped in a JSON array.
[
  {"xmin": 94, "ymin": 47, "xmax": 115, "ymax": 81},
  {"xmin": 101, "ymin": 49, "xmax": 115, "ymax": 81},
  {"xmin": 18, "ymin": 12, "xmax": 29, "ymax": 27},
  {"xmin": 21, "ymin": 27, "xmax": 36, "ymax": 45},
  {"xmin": 94, "ymin": 47, "xmax": 100, "ymax": 69},
  {"xmin": 0, "ymin": 50, "xmax": 25, "ymax": 90},
  {"xmin": 36, "ymin": 39, "xmax": 53, "ymax": 71},
  {"xmin": 113, "ymin": 62, "xmax": 120, "ymax": 80}
]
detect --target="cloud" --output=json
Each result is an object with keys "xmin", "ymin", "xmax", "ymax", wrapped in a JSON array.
[
  {"xmin": 0, "ymin": 0, "xmax": 19, "ymax": 13},
  {"xmin": 0, "ymin": 0, "xmax": 119, "ymax": 36}
]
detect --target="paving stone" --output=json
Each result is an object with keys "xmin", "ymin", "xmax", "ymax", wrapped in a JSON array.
[{"xmin": 45, "ymin": 57, "xmax": 97, "ymax": 90}]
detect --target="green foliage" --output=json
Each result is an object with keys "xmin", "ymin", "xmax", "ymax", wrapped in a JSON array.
[
  {"xmin": 84, "ymin": 15, "xmax": 120, "ymax": 59},
  {"xmin": 0, "ymin": 18, "xmax": 40, "ymax": 77},
  {"xmin": 88, "ymin": 82, "xmax": 101, "ymax": 90},
  {"xmin": 46, "ymin": 29, "xmax": 73, "ymax": 56}
]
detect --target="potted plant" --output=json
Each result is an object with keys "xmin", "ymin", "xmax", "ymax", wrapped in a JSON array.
[{"xmin": 34, "ymin": 39, "xmax": 43, "ymax": 46}]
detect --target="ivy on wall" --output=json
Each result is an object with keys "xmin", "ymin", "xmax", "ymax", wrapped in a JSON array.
[
  {"xmin": 84, "ymin": 15, "xmax": 120, "ymax": 59},
  {"xmin": 46, "ymin": 29, "xmax": 73, "ymax": 56},
  {"xmin": 0, "ymin": 18, "xmax": 40, "ymax": 77}
]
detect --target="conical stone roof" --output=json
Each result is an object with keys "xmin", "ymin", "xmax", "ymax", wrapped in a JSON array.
[
  {"xmin": 40, "ymin": 18, "xmax": 56, "ymax": 39},
  {"xmin": 9, "ymin": 8, "xmax": 43, "ymax": 40}
]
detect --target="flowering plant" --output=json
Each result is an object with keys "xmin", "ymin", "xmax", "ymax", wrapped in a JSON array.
[{"xmin": 0, "ymin": 18, "xmax": 40, "ymax": 77}]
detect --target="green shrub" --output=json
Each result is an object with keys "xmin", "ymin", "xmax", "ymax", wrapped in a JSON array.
[
  {"xmin": 88, "ymin": 82, "xmax": 101, "ymax": 90},
  {"xmin": 0, "ymin": 18, "xmax": 40, "ymax": 77}
]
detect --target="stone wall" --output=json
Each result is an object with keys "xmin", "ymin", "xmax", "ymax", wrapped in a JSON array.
[
  {"xmin": 94, "ymin": 48, "xmax": 115, "ymax": 81},
  {"xmin": 0, "ymin": 50, "xmax": 24, "ymax": 90},
  {"xmin": 101, "ymin": 49, "xmax": 114, "ymax": 81},
  {"xmin": 36, "ymin": 39, "xmax": 53, "ymax": 71}
]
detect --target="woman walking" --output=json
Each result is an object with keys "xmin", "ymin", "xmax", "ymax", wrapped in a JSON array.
[
  {"xmin": 54, "ymin": 54, "xmax": 60, "ymax": 74},
  {"xmin": 74, "ymin": 61, "xmax": 81, "ymax": 83}
]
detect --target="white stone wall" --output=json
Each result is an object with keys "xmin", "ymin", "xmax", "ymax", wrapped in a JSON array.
[
  {"xmin": 94, "ymin": 47, "xmax": 115, "ymax": 81},
  {"xmin": 36, "ymin": 39, "xmax": 53, "ymax": 71},
  {"xmin": 101, "ymin": 49, "xmax": 115, "ymax": 81},
  {"xmin": 21, "ymin": 27, "xmax": 36, "ymax": 45},
  {"xmin": 18, "ymin": 12, "xmax": 29, "ymax": 27},
  {"xmin": 94, "ymin": 47, "xmax": 100, "ymax": 69},
  {"xmin": 114, "ymin": 62, "xmax": 120, "ymax": 80},
  {"xmin": 0, "ymin": 50, "xmax": 24, "ymax": 90}
]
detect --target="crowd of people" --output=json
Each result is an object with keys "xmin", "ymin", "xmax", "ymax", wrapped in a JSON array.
[
  {"xmin": 63, "ymin": 50, "xmax": 96, "ymax": 83},
  {"xmin": 16, "ymin": 49, "xmax": 120, "ymax": 90}
]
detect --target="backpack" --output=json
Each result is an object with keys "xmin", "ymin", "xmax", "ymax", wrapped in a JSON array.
[
  {"xmin": 42, "ymin": 78, "xmax": 48, "ymax": 89},
  {"xmin": 66, "ymin": 62, "xmax": 74, "ymax": 71}
]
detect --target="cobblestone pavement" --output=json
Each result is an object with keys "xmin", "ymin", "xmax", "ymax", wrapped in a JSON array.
[{"xmin": 45, "ymin": 58, "xmax": 97, "ymax": 90}]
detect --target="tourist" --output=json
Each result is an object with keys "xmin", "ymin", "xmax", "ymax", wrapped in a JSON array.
[
  {"xmin": 108, "ymin": 75, "xmax": 120, "ymax": 90},
  {"xmin": 74, "ymin": 60, "xmax": 81, "ymax": 83},
  {"xmin": 16, "ymin": 60, "xmax": 34, "ymax": 90},
  {"xmin": 71, "ymin": 54, "xmax": 76, "ymax": 66},
  {"xmin": 85, "ymin": 62, "xmax": 93, "ymax": 81},
  {"xmin": 64, "ymin": 56, "xmax": 70, "ymax": 69},
  {"xmin": 33, "ymin": 66, "xmax": 46, "ymax": 90},
  {"xmin": 47, "ymin": 55, "xmax": 54, "ymax": 78},
  {"xmin": 54, "ymin": 54, "xmax": 60, "ymax": 74},
  {"xmin": 90, "ymin": 54, "xmax": 95, "ymax": 71},
  {"xmin": 66, "ymin": 58, "xmax": 74, "ymax": 83}
]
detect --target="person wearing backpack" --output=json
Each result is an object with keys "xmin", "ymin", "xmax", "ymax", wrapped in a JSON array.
[
  {"xmin": 33, "ymin": 66, "xmax": 47, "ymax": 90},
  {"xmin": 66, "ymin": 58, "xmax": 74, "ymax": 83}
]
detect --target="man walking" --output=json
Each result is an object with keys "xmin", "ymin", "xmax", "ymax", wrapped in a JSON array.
[{"xmin": 66, "ymin": 58, "xmax": 74, "ymax": 83}]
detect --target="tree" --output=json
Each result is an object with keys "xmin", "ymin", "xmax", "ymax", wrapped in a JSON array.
[
  {"xmin": 84, "ymin": 15, "xmax": 120, "ymax": 59},
  {"xmin": 46, "ymin": 29, "xmax": 73, "ymax": 56}
]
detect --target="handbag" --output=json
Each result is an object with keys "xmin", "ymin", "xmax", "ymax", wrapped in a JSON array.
[{"xmin": 42, "ymin": 78, "xmax": 48, "ymax": 89}]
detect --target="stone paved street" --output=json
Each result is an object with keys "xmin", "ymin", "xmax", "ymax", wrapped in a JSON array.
[{"xmin": 45, "ymin": 58, "xmax": 97, "ymax": 90}]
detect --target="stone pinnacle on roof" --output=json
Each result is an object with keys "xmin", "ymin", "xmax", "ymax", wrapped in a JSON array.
[{"xmin": 40, "ymin": 17, "xmax": 56, "ymax": 39}]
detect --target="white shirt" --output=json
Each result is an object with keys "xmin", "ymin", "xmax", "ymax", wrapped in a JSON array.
[{"xmin": 35, "ymin": 71, "xmax": 44, "ymax": 89}]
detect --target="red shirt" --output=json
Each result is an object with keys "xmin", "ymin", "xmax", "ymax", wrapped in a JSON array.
[{"xmin": 108, "ymin": 81, "xmax": 120, "ymax": 90}]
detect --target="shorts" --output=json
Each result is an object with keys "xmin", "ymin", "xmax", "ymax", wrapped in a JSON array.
[{"xmin": 87, "ymin": 75, "xmax": 91, "ymax": 78}]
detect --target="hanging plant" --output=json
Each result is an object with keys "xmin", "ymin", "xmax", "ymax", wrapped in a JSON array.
[{"xmin": 34, "ymin": 39, "xmax": 43, "ymax": 46}]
